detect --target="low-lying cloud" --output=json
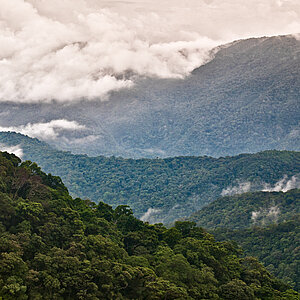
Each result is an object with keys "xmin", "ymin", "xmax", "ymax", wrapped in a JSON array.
[
  {"xmin": 263, "ymin": 175, "xmax": 300, "ymax": 192},
  {"xmin": 0, "ymin": 0, "xmax": 299, "ymax": 103},
  {"xmin": 0, "ymin": 144, "xmax": 23, "ymax": 159},
  {"xmin": 251, "ymin": 205, "xmax": 280, "ymax": 226},
  {"xmin": 0, "ymin": 119, "xmax": 86, "ymax": 141},
  {"xmin": 140, "ymin": 208, "xmax": 162, "ymax": 223},
  {"xmin": 221, "ymin": 181, "xmax": 251, "ymax": 196},
  {"xmin": 221, "ymin": 175, "xmax": 300, "ymax": 197}
]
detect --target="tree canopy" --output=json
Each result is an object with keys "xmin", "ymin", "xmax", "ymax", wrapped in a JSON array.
[{"xmin": 0, "ymin": 151, "xmax": 298, "ymax": 299}]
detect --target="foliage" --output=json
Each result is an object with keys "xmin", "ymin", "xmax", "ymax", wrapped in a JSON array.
[
  {"xmin": 189, "ymin": 189, "xmax": 300, "ymax": 290},
  {"xmin": 1, "ymin": 132, "xmax": 299, "ymax": 223},
  {"xmin": 0, "ymin": 151, "xmax": 297, "ymax": 299},
  {"xmin": 213, "ymin": 215, "xmax": 300, "ymax": 291}
]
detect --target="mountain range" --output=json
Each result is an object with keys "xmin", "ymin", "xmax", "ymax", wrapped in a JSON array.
[
  {"xmin": 0, "ymin": 35, "xmax": 299, "ymax": 158},
  {"xmin": 0, "ymin": 132, "xmax": 299, "ymax": 224}
]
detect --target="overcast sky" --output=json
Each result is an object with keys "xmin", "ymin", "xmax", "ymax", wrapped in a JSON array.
[{"xmin": 0, "ymin": 0, "xmax": 299, "ymax": 103}]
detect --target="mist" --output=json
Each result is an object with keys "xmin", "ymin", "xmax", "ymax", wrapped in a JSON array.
[
  {"xmin": 263, "ymin": 175, "xmax": 300, "ymax": 192},
  {"xmin": 251, "ymin": 205, "xmax": 280, "ymax": 226},
  {"xmin": 1, "ymin": 0, "xmax": 299, "ymax": 103},
  {"xmin": 221, "ymin": 182, "xmax": 251, "ymax": 196},
  {"xmin": 140, "ymin": 208, "xmax": 162, "ymax": 223},
  {"xmin": 0, "ymin": 144, "xmax": 23, "ymax": 158},
  {"xmin": 0, "ymin": 119, "xmax": 87, "ymax": 141}
]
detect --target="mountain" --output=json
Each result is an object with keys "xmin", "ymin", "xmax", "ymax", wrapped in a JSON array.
[
  {"xmin": 188, "ymin": 190, "xmax": 300, "ymax": 290},
  {"xmin": 0, "ymin": 35, "xmax": 299, "ymax": 158},
  {"xmin": 0, "ymin": 151, "xmax": 298, "ymax": 299},
  {"xmin": 0, "ymin": 132, "xmax": 299, "ymax": 224}
]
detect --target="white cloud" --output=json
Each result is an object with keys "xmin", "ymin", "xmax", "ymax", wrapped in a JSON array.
[
  {"xmin": 262, "ymin": 175, "xmax": 300, "ymax": 192},
  {"xmin": 0, "ymin": 0, "xmax": 299, "ymax": 103},
  {"xmin": 221, "ymin": 175, "xmax": 300, "ymax": 197},
  {"xmin": 0, "ymin": 119, "xmax": 86, "ymax": 141},
  {"xmin": 140, "ymin": 208, "xmax": 162, "ymax": 223},
  {"xmin": 251, "ymin": 205, "xmax": 280, "ymax": 225},
  {"xmin": 0, "ymin": 144, "xmax": 23, "ymax": 159},
  {"xmin": 221, "ymin": 181, "xmax": 251, "ymax": 196}
]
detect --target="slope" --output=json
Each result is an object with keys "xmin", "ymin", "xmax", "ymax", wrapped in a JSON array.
[
  {"xmin": 0, "ymin": 35, "xmax": 299, "ymax": 158},
  {"xmin": 213, "ymin": 216, "xmax": 300, "ymax": 291},
  {"xmin": 188, "ymin": 190, "xmax": 300, "ymax": 290},
  {"xmin": 0, "ymin": 132, "xmax": 299, "ymax": 223},
  {"xmin": 1, "ymin": 151, "xmax": 298, "ymax": 299}
]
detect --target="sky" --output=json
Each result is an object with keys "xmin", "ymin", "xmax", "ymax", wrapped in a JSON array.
[{"xmin": 0, "ymin": 0, "xmax": 299, "ymax": 104}]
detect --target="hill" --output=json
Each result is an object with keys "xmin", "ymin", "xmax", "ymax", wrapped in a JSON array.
[
  {"xmin": 1, "ymin": 151, "xmax": 298, "ymax": 299},
  {"xmin": 0, "ymin": 35, "xmax": 299, "ymax": 158},
  {"xmin": 188, "ymin": 190, "xmax": 300, "ymax": 290},
  {"xmin": 213, "ymin": 216, "xmax": 300, "ymax": 291},
  {"xmin": 0, "ymin": 132, "xmax": 299, "ymax": 223}
]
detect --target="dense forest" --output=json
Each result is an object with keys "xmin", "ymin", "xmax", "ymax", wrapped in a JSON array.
[
  {"xmin": 0, "ymin": 132, "xmax": 299, "ymax": 223},
  {"xmin": 213, "ymin": 216, "xmax": 300, "ymax": 291},
  {"xmin": 0, "ymin": 151, "xmax": 298, "ymax": 299},
  {"xmin": 189, "ymin": 190, "xmax": 300, "ymax": 290}
]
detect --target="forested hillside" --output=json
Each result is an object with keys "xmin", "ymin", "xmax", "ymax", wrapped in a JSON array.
[
  {"xmin": 189, "ymin": 190, "xmax": 300, "ymax": 290},
  {"xmin": 1, "ymin": 151, "xmax": 298, "ymax": 299},
  {"xmin": 213, "ymin": 216, "xmax": 300, "ymax": 291},
  {"xmin": 1, "ymin": 132, "xmax": 299, "ymax": 223},
  {"xmin": 0, "ymin": 35, "xmax": 299, "ymax": 158}
]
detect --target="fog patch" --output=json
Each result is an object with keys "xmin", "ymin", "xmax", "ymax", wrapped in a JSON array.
[
  {"xmin": 251, "ymin": 205, "xmax": 280, "ymax": 226},
  {"xmin": 1, "ymin": 0, "xmax": 300, "ymax": 103},
  {"xmin": 0, "ymin": 119, "xmax": 86, "ymax": 141},
  {"xmin": 221, "ymin": 181, "xmax": 251, "ymax": 196},
  {"xmin": 140, "ymin": 208, "xmax": 162, "ymax": 223},
  {"xmin": 262, "ymin": 175, "xmax": 300, "ymax": 192},
  {"xmin": 0, "ymin": 144, "xmax": 23, "ymax": 159}
]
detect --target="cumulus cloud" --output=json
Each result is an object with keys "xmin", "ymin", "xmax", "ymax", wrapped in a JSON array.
[
  {"xmin": 0, "ymin": 0, "xmax": 300, "ymax": 103},
  {"xmin": 262, "ymin": 175, "xmax": 300, "ymax": 192},
  {"xmin": 0, "ymin": 144, "xmax": 23, "ymax": 159},
  {"xmin": 0, "ymin": 119, "xmax": 86, "ymax": 141},
  {"xmin": 221, "ymin": 181, "xmax": 251, "ymax": 196}
]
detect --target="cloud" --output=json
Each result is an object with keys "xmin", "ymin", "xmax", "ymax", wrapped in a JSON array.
[
  {"xmin": 0, "ymin": 0, "xmax": 300, "ymax": 103},
  {"xmin": 140, "ymin": 208, "xmax": 162, "ymax": 223},
  {"xmin": 251, "ymin": 205, "xmax": 280, "ymax": 225},
  {"xmin": 0, "ymin": 144, "xmax": 23, "ymax": 159},
  {"xmin": 0, "ymin": 119, "xmax": 86, "ymax": 141},
  {"xmin": 221, "ymin": 181, "xmax": 251, "ymax": 196},
  {"xmin": 262, "ymin": 175, "xmax": 300, "ymax": 192},
  {"xmin": 221, "ymin": 175, "xmax": 300, "ymax": 197}
]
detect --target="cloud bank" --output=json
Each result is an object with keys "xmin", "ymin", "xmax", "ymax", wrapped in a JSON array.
[
  {"xmin": 0, "ymin": 0, "xmax": 300, "ymax": 103},
  {"xmin": 0, "ymin": 119, "xmax": 86, "ymax": 141}
]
